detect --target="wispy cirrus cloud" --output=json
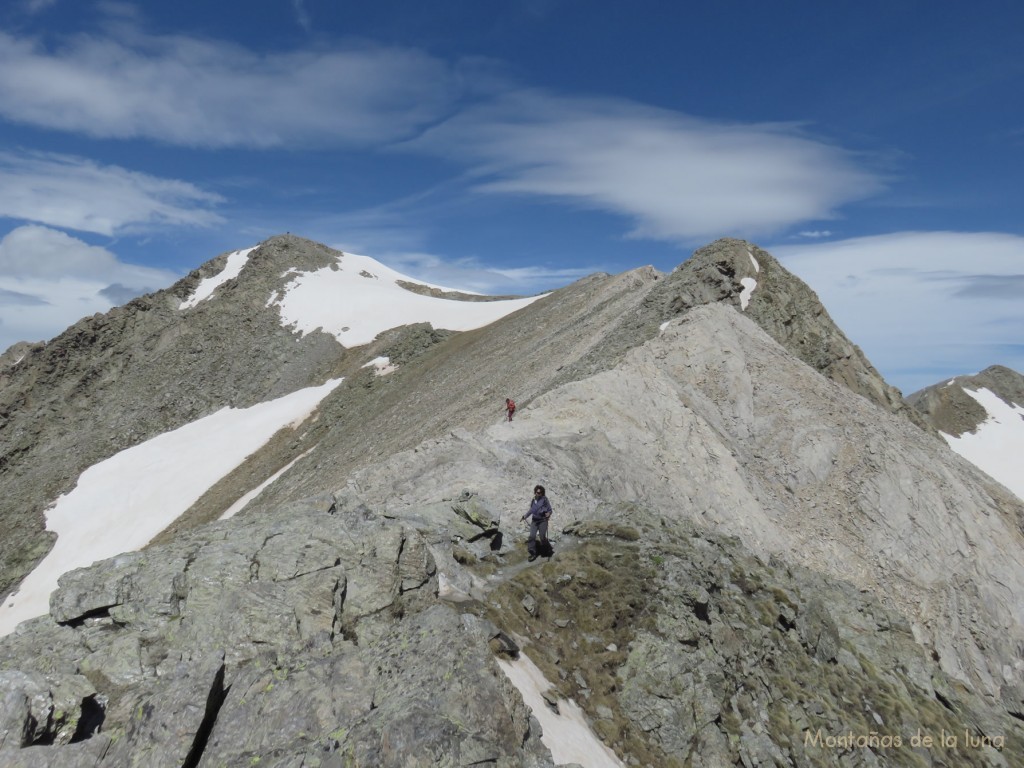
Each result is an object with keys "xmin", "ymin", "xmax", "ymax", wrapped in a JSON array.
[
  {"xmin": 406, "ymin": 90, "xmax": 885, "ymax": 244},
  {"xmin": 0, "ymin": 151, "xmax": 223, "ymax": 235},
  {"xmin": 24, "ymin": 0, "xmax": 59, "ymax": 12},
  {"xmin": 771, "ymin": 231, "xmax": 1024, "ymax": 393},
  {"xmin": 326, "ymin": 222, "xmax": 592, "ymax": 295},
  {"xmin": 0, "ymin": 26, "xmax": 457, "ymax": 148},
  {"xmin": 292, "ymin": 0, "xmax": 312, "ymax": 33},
  {"xmin": 364, "ymin": 249, "xmax": 591, "ymax": 295},
  {"xmin": 0, "ymin": 224, "xmax": 179, "ymax": 351}
]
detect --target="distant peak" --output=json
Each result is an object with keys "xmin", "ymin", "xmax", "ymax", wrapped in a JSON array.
[{"xmin": 653, "ymin": 238, "xmax": 915, "ymax": 421}]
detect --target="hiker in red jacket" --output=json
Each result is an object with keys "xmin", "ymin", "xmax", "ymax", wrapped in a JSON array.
[{"xmin": 505, "ymin": 398, "xmax": 516, "ymax": 422}]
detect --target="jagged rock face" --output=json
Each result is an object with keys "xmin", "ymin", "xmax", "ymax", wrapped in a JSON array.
[
  {"xmin": 0, "ymin": 497, "xmax": 554, "ymax": 766},
  {"xmin": 909, "ymin": 365, "xmax": 1024, "ymax": 436}
]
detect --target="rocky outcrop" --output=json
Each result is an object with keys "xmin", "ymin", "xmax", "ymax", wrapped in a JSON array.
[
  {"xmin": 0, "ymin": 496, "xmax": 556, "ymax": 766},
  {"xmin": 1, "ymin": 446, "xmax": 1021, "ymax": 765},
  {"xmin": 646, "ymin": 238, "xmax": 928, "ymax": 427},
  {"xmin": 908, "ymin": 365, "xmax": 1024, "ymax": 436}
]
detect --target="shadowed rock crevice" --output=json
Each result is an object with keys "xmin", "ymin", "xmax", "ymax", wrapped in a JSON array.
[
  {"xmin": 57, "ymin": 605, "xmax": 116, "ymax": 628},
  {"xmin": 69, "ymin": 694, "xmax": 105, "ymax": 743},
  {"xmin": 180, "ymin": 663, "xmax": 228, "ymax": 768}
]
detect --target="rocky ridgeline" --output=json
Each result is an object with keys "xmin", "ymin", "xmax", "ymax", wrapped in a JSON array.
[
  {"xmin": 1, "ymin": 236, "xmax": 1023, "ymax": 765},
  {"xmin": 650, "ymin": 239, "xmax": 929, "ymax": 429},
  {"xmin": 0, "ymin": 235, "xmax": 931, "ymax": 603},
  {"xmin": 908, "ymin": 365, "xmax": 1024, "ymax": 436}
]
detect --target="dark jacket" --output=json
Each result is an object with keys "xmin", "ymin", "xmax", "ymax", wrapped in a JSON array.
[{"xmin": 526, "ymin": 495, "xmax": 552, "ymax": 521}]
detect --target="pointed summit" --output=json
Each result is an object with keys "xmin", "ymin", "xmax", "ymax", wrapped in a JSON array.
[{"xmin": 648, "ymin": 237, "xmax": 922, "ymax": 424}]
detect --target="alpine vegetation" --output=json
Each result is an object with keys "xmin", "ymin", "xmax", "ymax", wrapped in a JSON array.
[{"xmin": 0, "ymin": 235, "xmax": 1021, "ymax": 767}]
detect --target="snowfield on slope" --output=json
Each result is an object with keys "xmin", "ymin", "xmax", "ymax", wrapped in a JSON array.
[
  {"xmin": 178, "ymin": 245, "xmax": 545, "ymax": 347},
  {"xmin": 0, "ymin": 378, "xmax": 343, "ymax": 637},
  {"xmin": 267, "ymin": 251, "xmax": 545, "ymax": 347},
  {"xmin": 942, "ymin": 386, "xmax": 1024, "ymax": 501},
  {"xmin": 179, "ymin": 247, "xmax": 256, "ymax": 309}
]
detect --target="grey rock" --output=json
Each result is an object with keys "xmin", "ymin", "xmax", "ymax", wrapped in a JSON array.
[
  {"xmin": 0, "ymin": 670, "xmax": 97, "ymax": 748},
  {"xmin": 0, "ymin": 735, "xmax": 112, "ymax": 768},
  {"xmin": 101, "ymin": 652, "xmax": 226, "ymax": 768},
  {"xmin": 796, "ymin": 598, "xmax": 840, "ymax": 663}
]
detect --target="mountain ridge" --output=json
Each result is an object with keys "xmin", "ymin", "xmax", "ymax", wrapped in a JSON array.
[{"xmin": 1, "ymin": 234, "xmax": 1022, "ymax": 766}]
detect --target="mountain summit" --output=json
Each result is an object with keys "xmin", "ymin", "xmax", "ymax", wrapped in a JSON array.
[
  {"xmin": 0, "ymin": 235, "xmax": 1021, "ymax": 766},
  {"xmin": 909, "ymin": 365, "xmax": 1024, "ymax": 500}
]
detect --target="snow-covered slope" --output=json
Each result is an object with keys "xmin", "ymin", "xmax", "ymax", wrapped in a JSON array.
[
  {"xmin": 0, "ymin": 240, "xmax": 546, "ymax": 638},
  {"xmin": 941, "ymin": 387, "xmax": 1024, "ymax": 500},
  {"xmin": 181, "ymin": 246, "xmax": 545, "ymax": 348},
  {"xmin": 0, "ymin": 378, "xmax": 343, "ymax": 636},
  {"xmin": 908, "ymin": 365, "xmax": 1024, "ymax": 501}
]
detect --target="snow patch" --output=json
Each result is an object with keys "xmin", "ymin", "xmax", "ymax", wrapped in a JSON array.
[
  {"xmin": 747, "ymin": 249, "xmax": 760, "ymax": 272},
  {"xmin": 496, "ymin": 653, "xmax": 624, "ymax": 767},
  {"xmin": 0, "ymin": 377, "xmax": 343, "ymax": 637},
  {"xmin": 219, "ymin": 448, "xmax": 316, "ymax": 521},
  {"xmin": 179, "ymin": 247, "xmax": 256, "ymax": 309},
  {"xmin": 739, "ymin": 277, "xmax": 758, "ymax": 310},
  {"xmin": 941, "ymin": 387, "xmax": 1024, "ymax": 501},
  {"xmin": 362, "ymin": 355, "xmax": 397, "ymax": 376},
  {"xmin": 270, "ymin": 251, "xmax": 544, "ymax": 347},
  {"xmin": 658, "ymin": 320, "xmax": 671, "ymax": 333}
]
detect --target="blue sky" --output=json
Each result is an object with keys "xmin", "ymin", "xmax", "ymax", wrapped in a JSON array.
[{"xmin": 0, "ymin": 0, "xmax": 1021, "ymax": 393}]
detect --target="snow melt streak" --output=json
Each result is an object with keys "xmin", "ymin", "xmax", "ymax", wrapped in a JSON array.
[
  {"xmin": 942, "ymin": 387, "xmax": 1024, "ymax": 501},
  {"xmin": 179, "ymin": 247, "xmax": 255, "ymax": 309},
  {"xmin": 496, "ymin": 653, "xmax": 624, "ymax": 768},
  {"xmin": 739, "ymin": 277, "xmax": 757, "ymax": 310},
  {"xmin": 0, "ymin": 378, "xmax": 343, "ymax": 637}
]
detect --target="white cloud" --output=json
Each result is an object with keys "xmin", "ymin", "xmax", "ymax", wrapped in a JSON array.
[
  {"xmin": 770, "ymin": 231, "xmax": 1024, "ymax": 393},
  {"xmin": 0, "ymin": 225, "xmax": 178, "ymax": 351},
  {"xmin": 361, "ymin": 249, "xmax": 591, "ymax": 295},
  {"xmin": 317, "ymin": 207, "xmax": 597, "ymax": 295},
  {"xmin": 0, "ymin": 28, "xmax": 456, "ymax": 147},
  {"xmin": 0, "ymin": 151, "xmax": 223, "ymax": 235},
  {"xmin": 25, "ymin": 0, "xmax": 58, "ymax": 12},
  {"xmin": 796, "ymin": 230, "xmax": 833, "ymax": 239},
  {"xmin": 407, "ymin": 91, "xmax": 884, "ymax": 243},
  {"xmin": 292, "ymin": 0, "xmax": 312, "ymax": 32}
]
